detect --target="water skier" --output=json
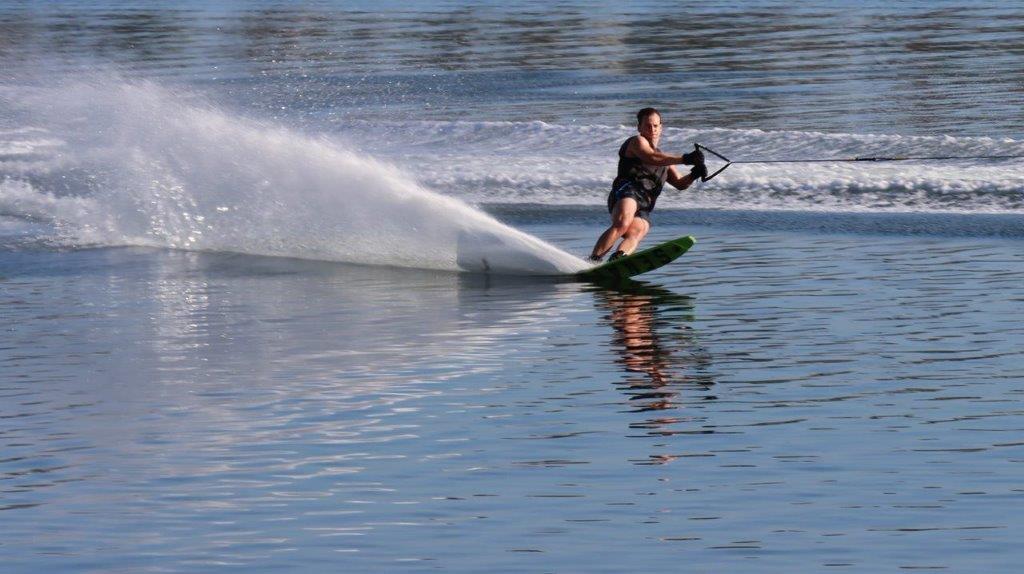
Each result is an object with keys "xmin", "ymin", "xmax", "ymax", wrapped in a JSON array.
[{"xmin": 589, "ymin": 108, "xmax": 707, "ymax": 262}]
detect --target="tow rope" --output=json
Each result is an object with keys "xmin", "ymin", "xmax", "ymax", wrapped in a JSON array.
[{"xmin": 694, "ymin": 143, "xmax": 1024, "ymax": 182}]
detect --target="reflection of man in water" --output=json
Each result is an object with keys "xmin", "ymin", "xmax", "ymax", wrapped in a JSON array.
[
  {"xmin": 597, "ymin": 286, "xmax": 715, "ymax": 457},
  {"xmin": 604, "ymin": 289, "xmax": 677, "ymax": 411}
]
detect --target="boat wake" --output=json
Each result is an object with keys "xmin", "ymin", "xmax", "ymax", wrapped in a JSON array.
[{"xmin": 349, "ymin": 120, "xmax": 1024, "ymax": 215}]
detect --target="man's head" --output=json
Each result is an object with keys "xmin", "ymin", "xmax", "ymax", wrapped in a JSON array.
[{"xmin": 636, "ymin": 107, "xmax": 662, "ymax": 144}]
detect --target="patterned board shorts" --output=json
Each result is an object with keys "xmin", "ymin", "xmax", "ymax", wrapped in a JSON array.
[{"xmin": 607, "ymin": 182, "xmax": 653, "ymax": 220}]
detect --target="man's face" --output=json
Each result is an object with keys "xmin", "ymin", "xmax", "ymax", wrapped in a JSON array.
[{"xmin": 638, "ymin": 113, "xmax": 662, "ymax": 143}]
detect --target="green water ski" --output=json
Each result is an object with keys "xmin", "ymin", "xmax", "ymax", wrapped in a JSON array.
[{"xmin": 577, "ymin": 235, "xmax": 695, "ymax": 282}]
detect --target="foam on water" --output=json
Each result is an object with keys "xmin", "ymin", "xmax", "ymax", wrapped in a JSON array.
[
  {"xmin": 357, "ymin": 120, "xmax": 1024, "ymax": 214},
  {"xmin": 0, "ymin": 78, "xmax": 588, "ymax": 274}
]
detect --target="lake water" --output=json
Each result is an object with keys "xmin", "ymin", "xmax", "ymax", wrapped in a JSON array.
[{"xmin": 2, "ymin": 2, "xmax": 1023, "ymax": 572}]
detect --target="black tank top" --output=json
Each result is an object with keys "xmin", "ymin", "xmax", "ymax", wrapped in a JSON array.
[{"xmin": 612, "ymin": 136, "xmax": 669, "ymax": 199}]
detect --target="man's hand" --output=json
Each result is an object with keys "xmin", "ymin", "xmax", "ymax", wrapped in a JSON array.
[
  {"xmin": 689, "ymin": 162, "xmax": 708, "ymax": 181},
  {"xmin": 681, "ymin": 149, "xmax": 704, "ymax": 165}
]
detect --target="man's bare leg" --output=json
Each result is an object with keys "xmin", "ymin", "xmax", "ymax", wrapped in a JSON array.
[
  {"xmin": 590, "ymin": 198, "xmax": 637, "ymax": 260},
  {"xmin": 615, "ymin": 217, "xmax": 650, "ymax": 255}
]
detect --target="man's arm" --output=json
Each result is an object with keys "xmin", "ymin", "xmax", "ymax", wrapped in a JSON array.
[{"xmin": 666, "ymin": 165, "xmax": 697, "ymax": 190}]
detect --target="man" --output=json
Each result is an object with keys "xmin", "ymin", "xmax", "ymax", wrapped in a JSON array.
[{"xmin": 589, "ymin": 108, "xmax": 707, "ymax": 262}]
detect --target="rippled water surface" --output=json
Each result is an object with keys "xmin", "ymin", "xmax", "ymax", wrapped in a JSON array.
[
  {"xmin": 3, "ymin": 1, "xmax": 1023, "ymax": 135},
  {"xmin": 3, "ymin": 1, "xmax": 1024, "ymax": 572},
  {"xmin": 4, "ymin": 223, "xmax": 1023, "ymax": 572}
]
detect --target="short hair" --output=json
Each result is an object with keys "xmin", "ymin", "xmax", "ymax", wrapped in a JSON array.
[{"xmin": 636, "ymin": 107, "xmax": 661, "ymax": 126}]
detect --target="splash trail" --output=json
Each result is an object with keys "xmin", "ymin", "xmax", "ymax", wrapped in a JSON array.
[{"xmin": 0, "ymin": 78, "xmax": 588, "ymax": 275}]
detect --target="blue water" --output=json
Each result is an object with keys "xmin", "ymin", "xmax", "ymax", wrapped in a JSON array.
[{"xmin": 2, "ymin": 2, "xmax": 1024, "ymax": 572}]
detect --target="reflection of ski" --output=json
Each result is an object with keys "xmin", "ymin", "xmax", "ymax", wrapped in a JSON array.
[{"xmin": 577, "ymin": 235, "xmax": 695, "ymax": 282}]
